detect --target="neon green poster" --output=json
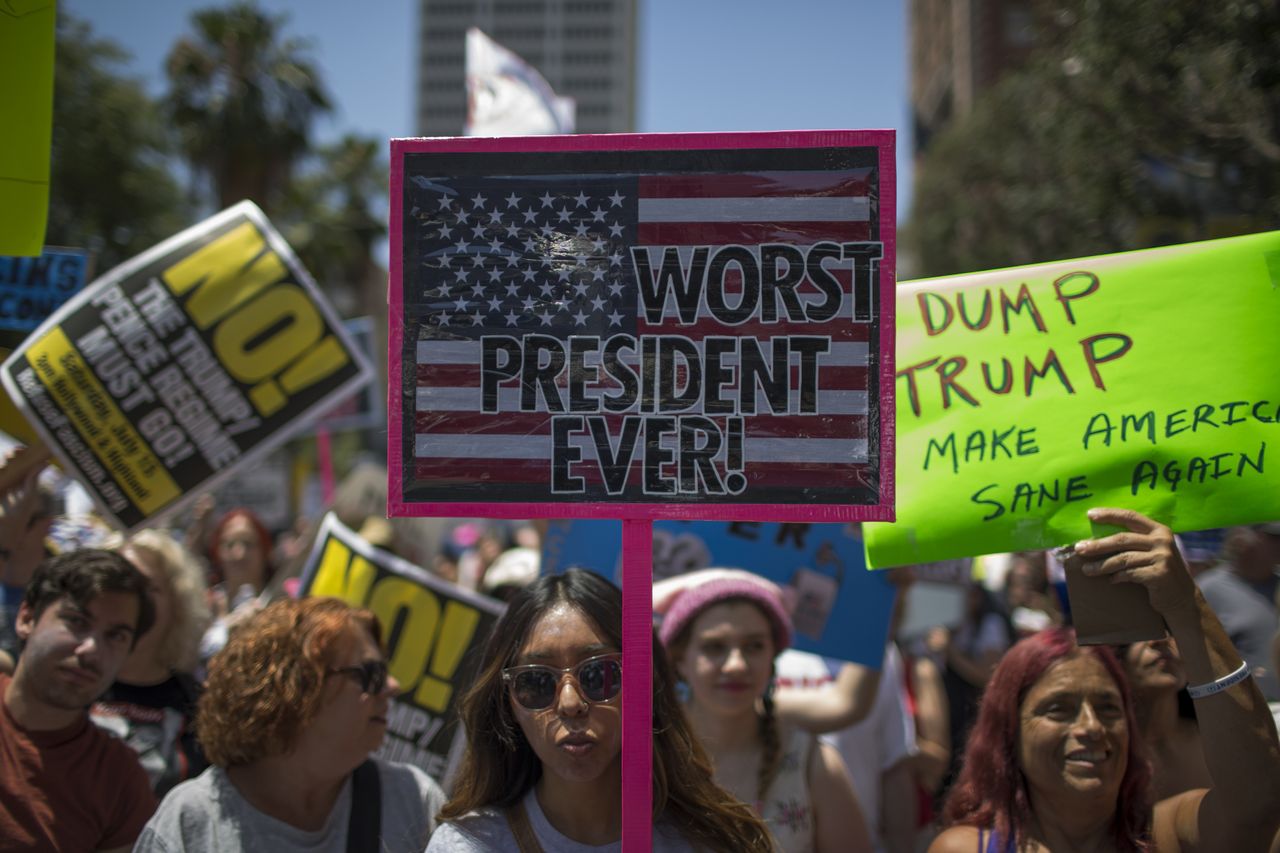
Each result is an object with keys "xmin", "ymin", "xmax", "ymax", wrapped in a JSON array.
[{"xmin": 866, "ymin": 231, "xmax": 1280, "ymax": 568}]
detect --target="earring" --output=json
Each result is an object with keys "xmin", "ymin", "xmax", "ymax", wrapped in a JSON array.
[{"xmin": 675, "ymin": 679, "xmax": 691, "ymax": 704}]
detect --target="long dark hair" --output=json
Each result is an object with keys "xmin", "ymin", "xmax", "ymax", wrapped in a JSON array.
[
  {"xmin": 942, "ymin": 628, "xmax": 1152, "ymax": 851},
  {"xmin": 440, "ymin": 569, "xmax": 772, "ymax": 851}
]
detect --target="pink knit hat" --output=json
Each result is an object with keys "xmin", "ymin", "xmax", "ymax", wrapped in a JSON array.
[{"xmin": 658, "ymin": 575, "xmax": 793, "ymax": 652}]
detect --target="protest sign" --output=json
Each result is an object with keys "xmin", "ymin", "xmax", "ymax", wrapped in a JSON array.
[
  {"xmin": 0, "ymin": 202, "xmax": 374, "ymax": 530},
  {"xmin": 0, "ymin": 1, "xmax": 55, "ymax": 256},
  {"xmin": 866, "ymin": 230, "xmax": 1280, "ymax": 567},
  {"xmin": 542, "ymin": 519, "xmax": 895, "ymax": 668},
  {"xmin": 298, "ymin": 512, "xmax": 504, "ymax": 781},
  {"xmin": 210, "ymin": 448, "xmax": 293, "ymax": 532},
  {"xmin": 0, "ymin": 246, "xmax": 91, "ymax": 449},
  {"xmin": 0, "ymin": 248, "xmax": 90, "ymax": 334},
  {"xmin": 391, "ymin": 130, "xmax": 897, "ymax": 852},
  {"xmin": 389, "ymin": 130, "xmax": 896, "ymax": 522},
  {"xmin": 1064, "ymin": 555, "xmax": 1165, "ymax": 645},
  {"xmin": 0, "ymin": 346, "xmax": 38, "ymax": 446}
]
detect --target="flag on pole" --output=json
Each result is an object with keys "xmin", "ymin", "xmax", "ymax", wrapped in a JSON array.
[{"xmin": 465, "ymin": 28, "xmax": 575, "ymax": 136}]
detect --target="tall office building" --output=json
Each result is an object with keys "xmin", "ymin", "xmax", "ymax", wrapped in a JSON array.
[
  {"xmin": 417, "ymin": 0, "xmax": 638, "ymax": 136},
  {"xmin": 911, "ymin": 0, "xmax": 1045, "ymax": 155}
]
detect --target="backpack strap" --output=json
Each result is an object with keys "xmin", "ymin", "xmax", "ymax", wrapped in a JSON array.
[
  {"xmin": 505, "ymin": 796, "xmax": 544, "ymax": 853},
  {"xmin": 347, "ymin": 759, "xmax": 381, "ymax": 852}
]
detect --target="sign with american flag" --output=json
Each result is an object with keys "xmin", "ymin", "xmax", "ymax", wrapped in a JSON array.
[{"xmin": 389, "ymin": 131, "xmax": 896, "ymax": 521}]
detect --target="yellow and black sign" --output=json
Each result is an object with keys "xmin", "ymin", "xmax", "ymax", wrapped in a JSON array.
[
  {"xmin": 0, "ymin": 202, "xmax": 373, "ymax": 529},
  {"xmin": 299, "ymin": 512, "xmax": 505, "ymax": 781}
]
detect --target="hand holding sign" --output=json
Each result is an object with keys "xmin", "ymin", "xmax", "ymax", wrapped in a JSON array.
[
  {"xmin": 392, "ymin": 131, "xmax": 898, "ymax": 853},
  {"xmin": 0, "ymin": 447, "xmax": 52, "ymax": 588},
  {"xmin": 1072, "ymin": 507, "xmax": 1198, "ymax": 620}
]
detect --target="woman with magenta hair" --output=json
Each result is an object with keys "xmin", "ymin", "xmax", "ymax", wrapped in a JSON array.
[
  {"xmin": 199, "ymin": 508, "xmax": 276, "ymax": 666},
  {"xmin": 929, "ymin": 508, "xmax": 1280, "ymax": 853},
  {"xmin": 657, "ymin": 569, "xmax": 872, "ymax": 853}
]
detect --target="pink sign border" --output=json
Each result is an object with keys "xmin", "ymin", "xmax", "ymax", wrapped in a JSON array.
[{"xmin": 387, "ymin": 129, "xmax": 896, "ymax": 523}]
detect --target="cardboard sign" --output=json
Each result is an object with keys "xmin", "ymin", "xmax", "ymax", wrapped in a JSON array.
[
  {"xmin": 298, "ymin": 513, "xmax": 504, "ymax": 780},
  {"xmin": 389, "ymin": 130, "xmax": 896, "ymax": 522},
  {"xmin": 866, "ymin": 231, "xmax": 1280, "ymax": 567},
  {"xmin": 541, "ymin": 519, "xmax": 895, "ymax": 668},
  {"xmin": 0, "ymin": 203, "xmax": 373, "ymax": 530},
  {"xmin": 0, "ymin": 248, "xmax": 89, "ymax": 334},
  {"xmin": 1064, "ymin": 555, "xmax": 1166, "ymax": 645}
]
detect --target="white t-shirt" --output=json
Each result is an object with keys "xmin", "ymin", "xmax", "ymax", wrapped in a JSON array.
[{"xmin": 426, "ymin": 787, "xmax": 695, "ymax": 852}]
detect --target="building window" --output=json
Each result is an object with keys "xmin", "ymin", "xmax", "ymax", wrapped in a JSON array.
[
  {"xmin": 1005, "ymin": 5, "xmax": 1035, "ymax": 48},
  {"xmin": 565, "ymin": 1, "xmax": 613, "ymax": 14}
]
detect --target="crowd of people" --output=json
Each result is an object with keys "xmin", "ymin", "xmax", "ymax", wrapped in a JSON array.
[{"xmin": 1, "ymin": 447, "xmax": 1279, "ymax": 851}]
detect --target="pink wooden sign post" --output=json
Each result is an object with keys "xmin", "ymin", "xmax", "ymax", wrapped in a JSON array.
[{"xmin": 388, "ymin": 130, "xmax": 896, "ymax": 851}]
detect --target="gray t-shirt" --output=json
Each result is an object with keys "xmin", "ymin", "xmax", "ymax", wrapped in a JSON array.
[
  {"xmin": 133, "ymin": 759, "xmax": 446, "ymax": 852},
  {"xmin": 426, "ymin": 788, "xmax": 694, "ymax": 852}
]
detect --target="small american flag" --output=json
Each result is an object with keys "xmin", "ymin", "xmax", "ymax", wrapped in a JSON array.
[{"xmin": 401, "ymin": 147, "xmax": 883, "ymax": 505}]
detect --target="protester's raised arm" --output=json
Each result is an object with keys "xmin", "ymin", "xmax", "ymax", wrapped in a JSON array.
[
  {"xmin": 774, "ymin": 659, "xmax": 881, "ymax": 733},
  {"xmin": 0, "ymin": 449, "xmax": 52, "ymax": 589},
  {"xmin": 1074, "ymin": 507, "xmax": 1280, "ymax": 851}
]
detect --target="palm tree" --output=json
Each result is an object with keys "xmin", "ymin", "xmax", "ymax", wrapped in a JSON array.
[
  {"xmin": 165, "ymin": 3, "xmax": 332, "ymax": 213},
  {"xmin": 283, "ymin": 133, "xmax": 387, "ymax": 300},
  {"xmin": 49, "ymin": 14, "xmax": 188, "ymax": 272}
]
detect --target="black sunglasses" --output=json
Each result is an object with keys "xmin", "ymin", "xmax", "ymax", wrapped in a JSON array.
[
  {"xmin": 502, "ymin": 653, "xmax": 623, "ymax": 711},
  {"xmin": 328, "ymin": 660, "xmax": 389, "ymax": 695}
]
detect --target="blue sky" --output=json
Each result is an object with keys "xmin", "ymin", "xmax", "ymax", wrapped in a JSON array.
[{"xmin": 67, "ymin": 0, "xmax": 912, "ymax": 217}]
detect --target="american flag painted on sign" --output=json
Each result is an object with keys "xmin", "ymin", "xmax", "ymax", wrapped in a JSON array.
[{"xmin": 401, "ymin": 146, "xmax": 884, "ymax": 505}]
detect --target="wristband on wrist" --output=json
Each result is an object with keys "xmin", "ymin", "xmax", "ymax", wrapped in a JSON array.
[{"xmin": 1186, "ymin": 660, "xmax": 1252, "ymax": 699}]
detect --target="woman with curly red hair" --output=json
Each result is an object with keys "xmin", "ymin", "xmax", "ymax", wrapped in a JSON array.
[
  {"xmin": 136, "ymin": 597, "xmax": 446, "ymax": 851},
  {"xmin": 930, "ymin": 508, "xmax": 1280, "ymax": 852}
]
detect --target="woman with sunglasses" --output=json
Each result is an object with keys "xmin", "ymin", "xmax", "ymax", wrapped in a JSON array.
[
  {"xmin": 428, "ymin": 568, "xmax": 773, "ymax": 852},
  {"xmin": 136, "ymin": 597, "xmax": 446, "ymax": 851}
]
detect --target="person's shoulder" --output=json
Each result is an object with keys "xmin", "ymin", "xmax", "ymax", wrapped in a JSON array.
[
  {"xmin": 425, "ymin": 810, "xmax": 512, "ymax": 853},
  {"xmin": 151, "ymin": 766, "xmax": 221, "ymax": 812},
  {"xmin": 928, "ymin": 825, "xmax": 981, "ymax": 853},
  {"xmin": 373, "ymin": 758, "xmax": 445, "ymax": 797},
  {"xmin": 134, "ymin": 769, "xmax": 235, "ymax": 853},
  {"xmin": 1195, "ymin": 564, "xmax": 1236, "ymax": 591},
  {"xmin": 372, "ymin": 759, "xmax": 448, "ymax": 819}
]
